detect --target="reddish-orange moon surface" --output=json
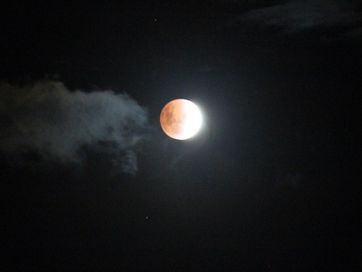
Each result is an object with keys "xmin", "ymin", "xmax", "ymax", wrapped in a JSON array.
[{"xmin": 160, "ymin": 99, "xmax": 203, "ymax": 140}]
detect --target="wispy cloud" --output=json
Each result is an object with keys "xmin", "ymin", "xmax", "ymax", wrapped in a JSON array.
[
  {"xmin": 238, "ymin": 0, "xmax": 362, "ymax": 34},
  {"xmin": 0, "ymin": 80, "xmax": 148, "ymax": 174}
]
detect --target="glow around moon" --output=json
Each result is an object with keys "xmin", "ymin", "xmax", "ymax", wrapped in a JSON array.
[{"xmin": 160, "ymin": 99, "xmax": 203, "ymax": 140}]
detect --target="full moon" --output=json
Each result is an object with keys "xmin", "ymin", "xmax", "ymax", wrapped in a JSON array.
[{"xmin": 160, "ymin": 99, "xmax": 203, "ymax": 140}]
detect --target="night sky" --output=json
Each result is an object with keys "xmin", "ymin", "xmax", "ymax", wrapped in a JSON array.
[{"xmin": 1, "ymin": 1, "xmax": 361, "ymax": 271}]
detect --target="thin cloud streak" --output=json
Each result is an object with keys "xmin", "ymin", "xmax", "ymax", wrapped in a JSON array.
[{"xmin": 238, "ymin": 0, "xmax": 362, "ymax": 34}]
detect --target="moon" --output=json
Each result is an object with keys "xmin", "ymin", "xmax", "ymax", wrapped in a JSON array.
[{"xmin": 160, "ymin": 99, "xmax": 203, "ymax": 140}]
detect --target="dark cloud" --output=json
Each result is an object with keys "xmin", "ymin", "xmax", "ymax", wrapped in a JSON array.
[
  {"xmin": 0, "ymin": 80, "xmax": 148, "ymax": 174},
  {"xmin": 346, "ymin": 26, "xmax": 362, "ymax": 38},
  {"xmin": 238, "ymin": 0, "xmax": 362, "ymax": 34}
]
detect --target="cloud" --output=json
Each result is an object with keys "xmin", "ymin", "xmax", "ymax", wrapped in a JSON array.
[
  {"xmin": 239, "ymin": 0, "xmax": 362, "ymax": 33},
  {"xmin": 0, "ymin": 80, "xmax": 148, "ymax": 174}
]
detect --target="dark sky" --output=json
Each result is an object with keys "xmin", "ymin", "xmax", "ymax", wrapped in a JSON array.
[{"xmin": 1, "ymin": 1, "xmax": 361, "ymax": 271}]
